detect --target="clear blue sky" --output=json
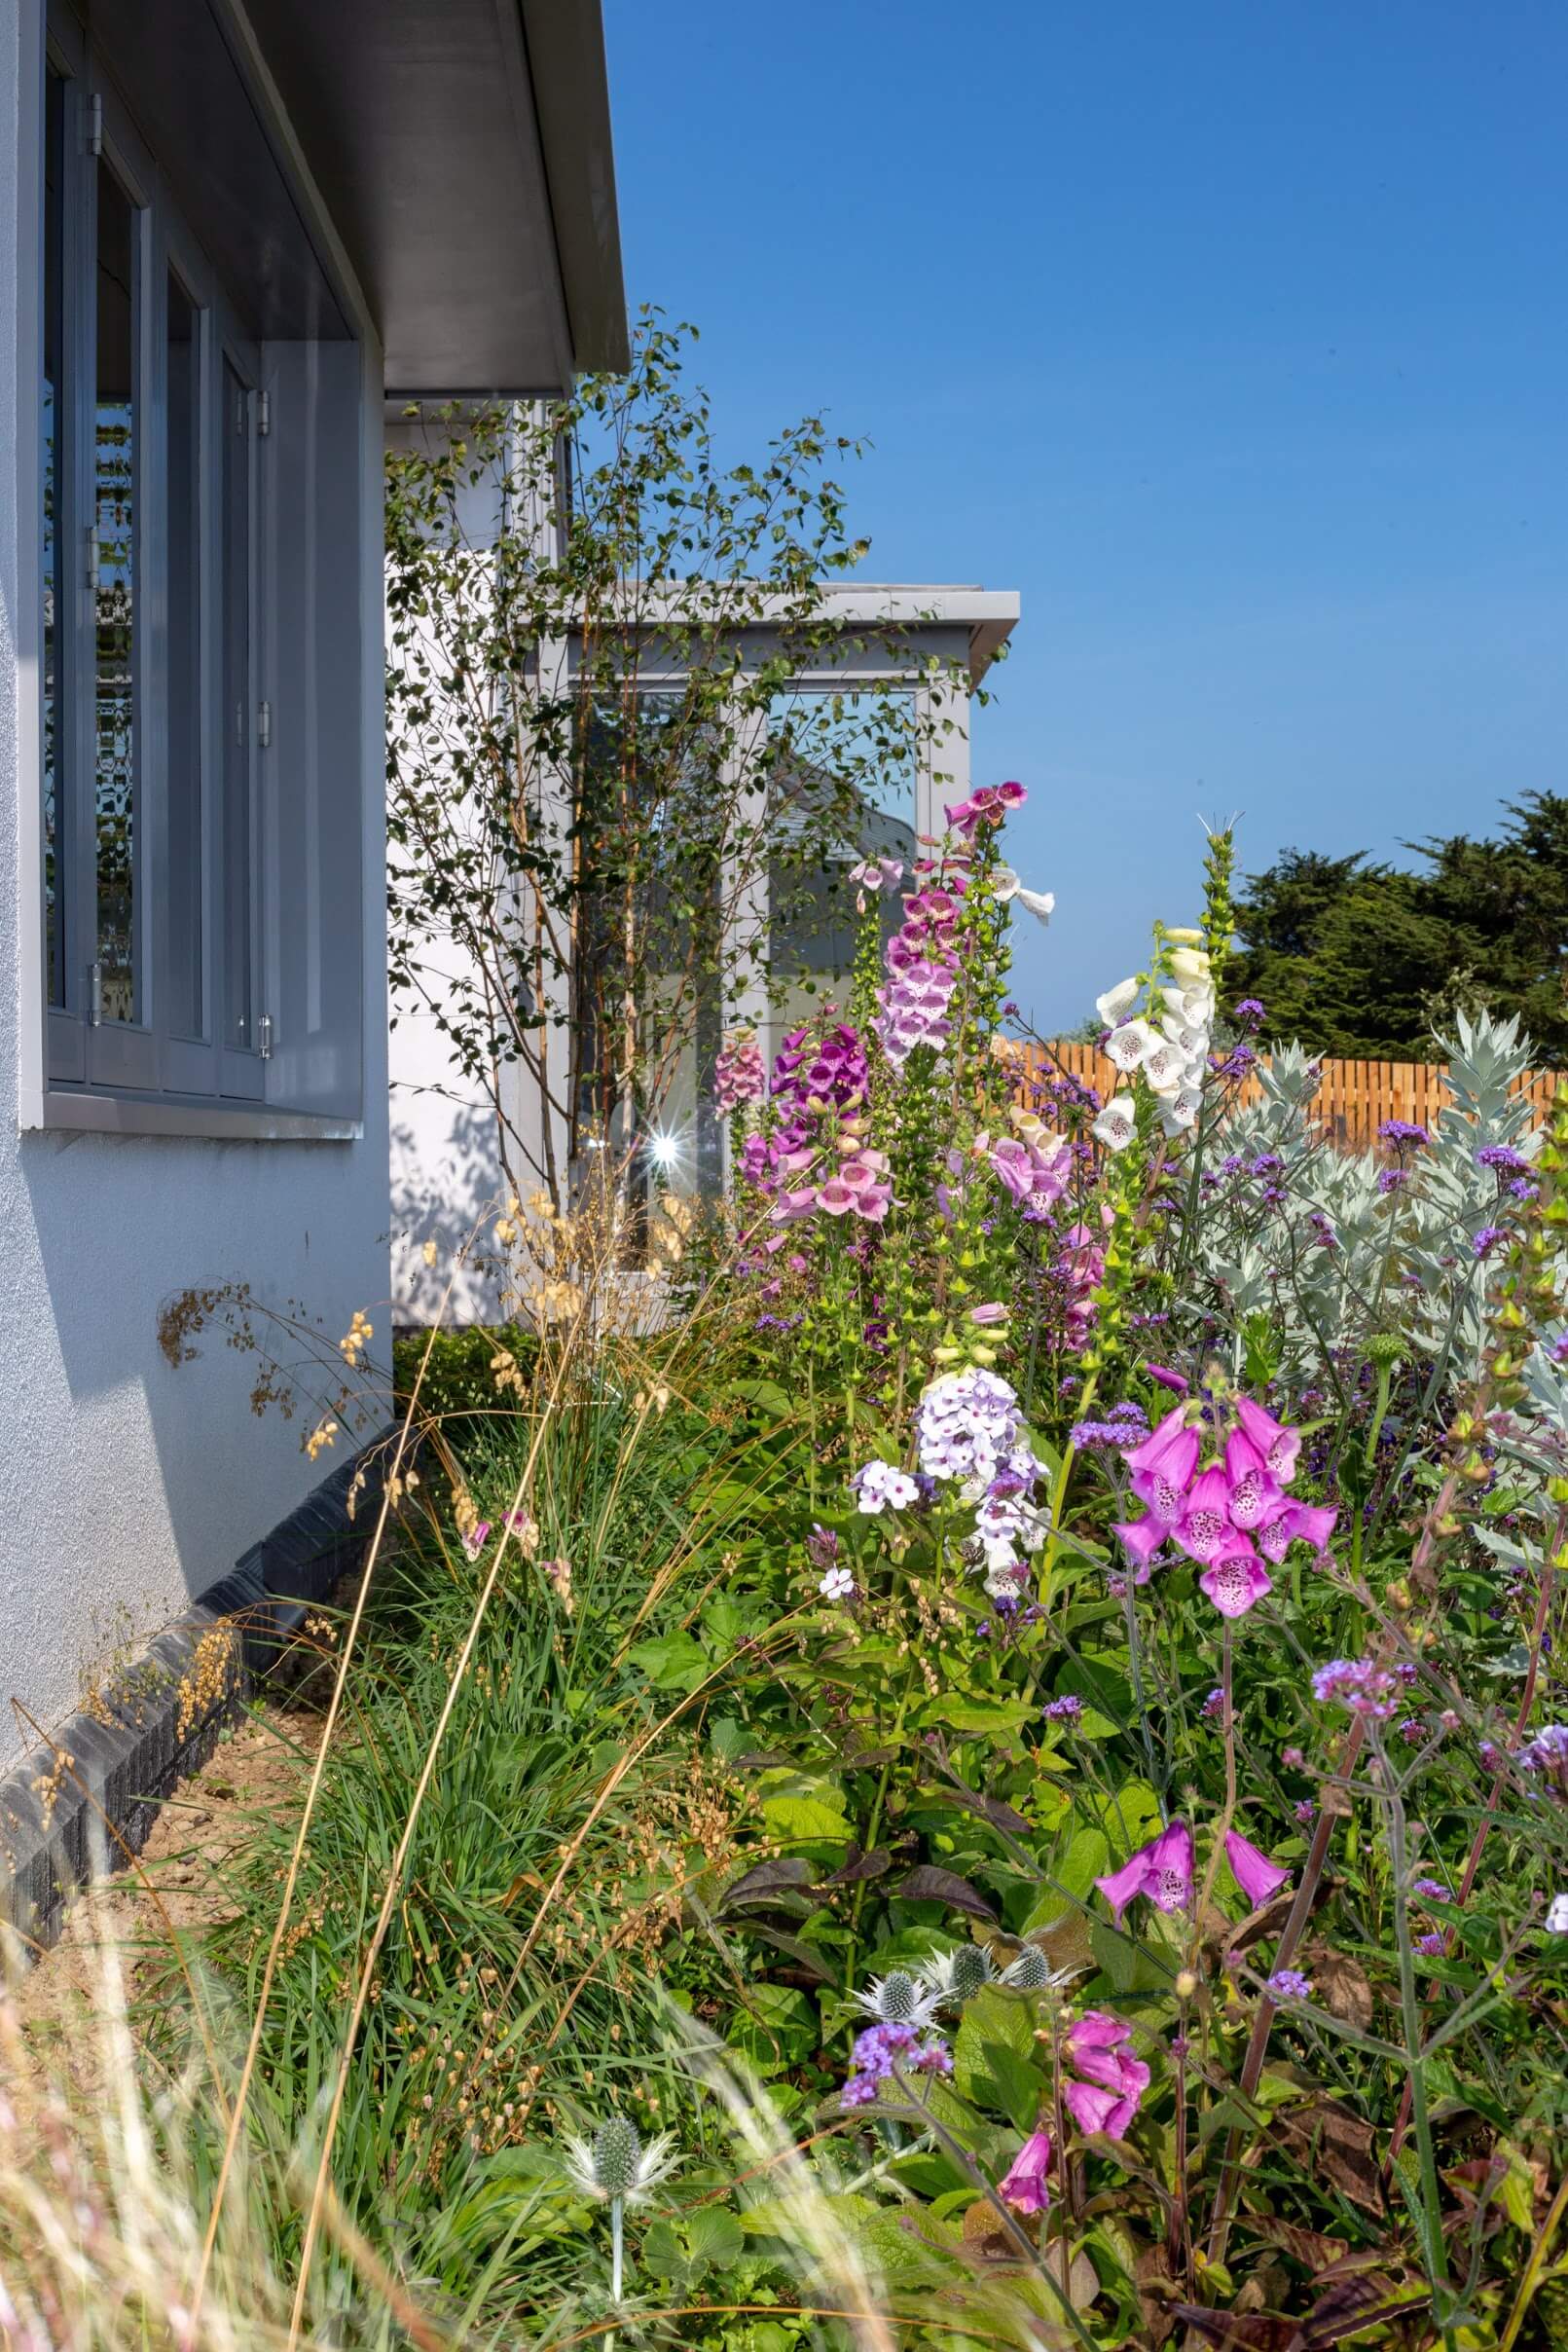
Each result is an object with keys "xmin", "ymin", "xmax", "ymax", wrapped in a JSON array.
[{"xmin": 601, "ymin": 0, "xmax": 1568, "ymax": 1032}]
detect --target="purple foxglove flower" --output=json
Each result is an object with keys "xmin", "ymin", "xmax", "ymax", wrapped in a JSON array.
[
  {"xmin": 1095, "ymin": 1819, "xmax": 1193, "ymax": 1924},
  {"xmin": 1222, "ymin": 1429, "xmax": 1278, "ymax": 1529},
  {"xmin": 1145, "ymin": 1363, "xmax": 1190, "ymax": 1395},
  {"xmin": 1224, "ymin": 1828, "xmax": 1293, "ymax": 1906},
  {"xmin": 1232, "ymin": 1396, "xmax": 1301, "ymax": 1482},
  {"xmin": 1126, "ymin": 1403, "xmax": 1197, "ymax": 1477},
  {"xmin": 1175, "ymin": 1464, "xmax": 1231, "ymax": 1562},
  {"xmin": 1258, "ymin": 1497, "xmax": 1336, "ymax": 1562},
  {"xmin": 998, "ymin": 2127, "xmax": 1053, "ymax": 2215},
  {"xmin": 1062, "ymin": 2012, "xmax": 1150, "ymax": 2140},
  {"xmin": 1199, "ymin": 1544, "xmax": 1273, "ymax": 1618},
  {"xmin": 1284, "ymin": 1500, "xmax": 1336, "ymax": 1555},
  {"xmin": 1112, "ymin": 1515, "xmax": 1167, "ymax": 1572},
  {"xmin": 1062, "ymin": 2077, "xmax": 1130, "ymax": 2138}
]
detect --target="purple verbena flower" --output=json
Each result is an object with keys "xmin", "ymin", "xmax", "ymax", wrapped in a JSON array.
[
  {"xmin": 1311, "ymin": 1658, "xmax": 1399, "ymax": 1718},
  {"xmin": 1266, "ymin": 1968, "xmax": 1314, "ymax": 2000}
]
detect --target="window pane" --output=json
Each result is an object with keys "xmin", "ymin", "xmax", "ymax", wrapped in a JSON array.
[
  {"xmin": 43, "ymin": 68, "xmax": 65, "ymax": 1007},
  {"xmin": 165, "ymin": 276, "xmax": 201, "ymax": 1037},
  {"xmin": 766, "ymin": 685, "xmax": 918, "ymax": 1053},
  {"xmin": 221, "ymin": 361, "xmax": 252, "ymax": 1049},
  {"xmin": 93, "ymin": 156, "xmax": 137, "ymax": 1024}
]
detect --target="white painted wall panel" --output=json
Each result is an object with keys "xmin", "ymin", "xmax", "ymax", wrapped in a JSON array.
[{"xmin": 0, "ymin": 4, "xmax": 391, "ymax": 1752}]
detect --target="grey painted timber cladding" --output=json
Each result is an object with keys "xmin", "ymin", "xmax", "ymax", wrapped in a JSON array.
[{"xmin": 0, "ymin": 1430, "xmax": 395, "ymax": 1959}]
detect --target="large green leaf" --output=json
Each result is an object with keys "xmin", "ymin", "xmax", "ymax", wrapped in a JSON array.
[{"xmin": 626, "ymin": 1631, "xmax": 711, "ymax": 1692}]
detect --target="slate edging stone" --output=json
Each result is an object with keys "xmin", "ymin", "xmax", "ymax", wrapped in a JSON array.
[{"xmin": 0, "ymin": 1424, "xmax": 397, "ymax": 1957}]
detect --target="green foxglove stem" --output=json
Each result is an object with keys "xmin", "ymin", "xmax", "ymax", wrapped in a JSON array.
[
  {"xmin": 1363, "ymin": 1360, "xmax": 1395, "ymax": 1474},
  {"xmin": 1039, "ymin": 1376, "xmax": 1097, "ymax": 1619},
  {"xmin": 1192, "ymin": 1625, "xmax": 1236, "ymax": 1930},
  {"xmin": 1380, "ymin": 1730, "xmax": 1455, "ymax": 2340}
]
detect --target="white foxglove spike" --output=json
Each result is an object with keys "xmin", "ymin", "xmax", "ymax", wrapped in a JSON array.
[
  {"xmin": 1096, "ymin": 977, "xmax": 1139, "ymax": 1025},
  {"xmin": 1093, "ymin": 1095, "xmax": 1138, "ymax": 1152}
]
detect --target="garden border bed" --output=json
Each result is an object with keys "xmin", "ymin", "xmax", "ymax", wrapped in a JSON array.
[{"xmin": 0, "ymin": 1428, "xmax": 394, "ymax": 1959}]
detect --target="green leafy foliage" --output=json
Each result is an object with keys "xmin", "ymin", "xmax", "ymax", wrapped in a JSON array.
[{"xmin": 1227, "ymin": 790, "xmax": 1568, "ymax": 1059}]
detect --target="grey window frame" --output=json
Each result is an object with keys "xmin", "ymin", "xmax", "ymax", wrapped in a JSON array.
[{"xmin": 28, "ymin": 3, "xmax": 364, "ymax": 1141}]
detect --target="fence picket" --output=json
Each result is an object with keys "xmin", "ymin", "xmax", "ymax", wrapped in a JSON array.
[{"xmin": 1020, "ymin": 1044, "xmax": 1561, "ymax": 1151}]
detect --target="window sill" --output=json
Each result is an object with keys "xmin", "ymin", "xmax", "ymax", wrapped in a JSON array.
[{"xmin": 21, "ymin": 1087, "xmax": 363, "ymax": 1142}]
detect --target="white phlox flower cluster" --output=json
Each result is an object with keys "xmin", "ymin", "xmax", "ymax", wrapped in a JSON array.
[
  {"xmin": 1093, "ymin": 941, "xmax": 1216, "ymax": 1150},
  {"xmin": 914, "ymin": 1367, "xmax": 1051, "ymax": 1597}
]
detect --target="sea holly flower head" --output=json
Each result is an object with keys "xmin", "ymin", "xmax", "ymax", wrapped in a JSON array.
[
  {"xmin": 1199, "ymin": 1543, "xmax": 1273, "ymax": 1618},
  {"xmin": 1001, "ymin": 1944, "xmax": 1071, "ymax": 1991},
  {"xmin": 1224, "ymin": 1829, "xmax": 1292, "ymax": 1906},
  {"xmin": 999, "ymin": 2127, "xmax": 1053, "ymax": 2215},
  {"xmin": 1095, "ymin": 1819, "xmax": 1194, "ymax": 1924},
  {"xmin": 564, "ymin": 2114, "xmax": 679, "ymax": 2207},
  {"xmin": 851, "ymin": 1969, "xmax": 941, "ymax": 2030},
  {"xmin": 921, "ymin": 1943, "xmax": 996, "ymax": 2006}
]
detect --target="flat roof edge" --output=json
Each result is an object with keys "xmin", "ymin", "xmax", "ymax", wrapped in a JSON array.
[{"xmin": 518, "ymin": 0, "xmax": 631, "ymax": 375}]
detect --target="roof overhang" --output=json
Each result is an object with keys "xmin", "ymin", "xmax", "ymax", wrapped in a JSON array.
[
  {"xmin": 564, "ymin": 584, "xmax": 1021, "ymax": 691},
  {"xmin": 244, "ymin": 0, "xmax": 628, "ymax": 392},
  {"xmin": 96, "ymin": 0, "xmax": 627, "ymax": 389}
]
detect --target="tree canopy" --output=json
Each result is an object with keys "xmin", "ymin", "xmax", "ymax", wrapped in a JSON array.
[{"xmin": 1224, "ymin": 791, "xmax": 1568, "ymax": 1063}]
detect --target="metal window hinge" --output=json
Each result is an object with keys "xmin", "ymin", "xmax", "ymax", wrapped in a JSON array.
[
  {"xmin": 257, "ymin": 700, "xmax": 272, "ymax": 750},
  {"xmin": 258, "ymin": 1012, "xmax": 274, "ymax": 1060},
  {"xmin": 88, "ymin": 960, "xmax": 102, "ymax": 1027},
  {"xmin": 256, "ymin": 389, "xmax": 271, "ymax": 437},
  {"xmin": 88, "ymin": 93, "xmax": 102, "ymax": 158},
  {"xmin": 86, "ymin": 524, "xmax": 99, "ymax": 588}
]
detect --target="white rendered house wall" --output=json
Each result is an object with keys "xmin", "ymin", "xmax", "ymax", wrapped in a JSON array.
[
  {"xmin": 387, "ymin": 592, "xmax": 1017, "ymax": 1321},
  {"xmin": 0, "ymin": 0, "xmax": 391, "ymax": 1748}
]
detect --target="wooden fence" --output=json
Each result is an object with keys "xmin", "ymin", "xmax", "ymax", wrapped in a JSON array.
[{"xmin": 1016, "ymin": 1041, "xmax": 1562, "ymax": 1153}]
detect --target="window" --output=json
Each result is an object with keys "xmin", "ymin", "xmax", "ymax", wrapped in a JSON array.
[{"xmin": 32, "ymin": 16, "xmax": 366, "ymax": 1133}]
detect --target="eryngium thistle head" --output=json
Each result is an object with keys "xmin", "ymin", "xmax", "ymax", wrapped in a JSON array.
[
  {"xmin": 851, "ymin": 1968, "xmax": 940, "ymax": 2029},
  {"xmin": 563, "ymin": 2115, "xmax": 678, "ymax": 2206},
  {"xmin": 592, "ymin": 2114, "xmax": 641, "ymax": 2198},
  {"xmin": 947, "ymin": 1943, "xmax": 994, "ymax": 2001},
  {"xmin": 1001, "ymin": 1945, "xmax": 1055, "ymax": 1991},
  {"xmin": 922, "ymin": 1943, "xmax": 994, "ymax": 2007},
  {"xmin": 879, "ymin": 1969, "xmax": 921, "ymax": 2021}
]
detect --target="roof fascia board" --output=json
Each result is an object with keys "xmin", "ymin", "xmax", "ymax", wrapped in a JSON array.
[
  {"xmin": 206, "ymin": 0, "xmax": 380, "ymax": 349},
  {"xmin": 517, "ymin": 0, "xmax": 630, "ymax": 373}
]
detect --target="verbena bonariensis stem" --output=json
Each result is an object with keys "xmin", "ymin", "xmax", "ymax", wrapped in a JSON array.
[{"xmin": 1204, "ymin": 1469, "xmax": 1460, "ymax": 2263}]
